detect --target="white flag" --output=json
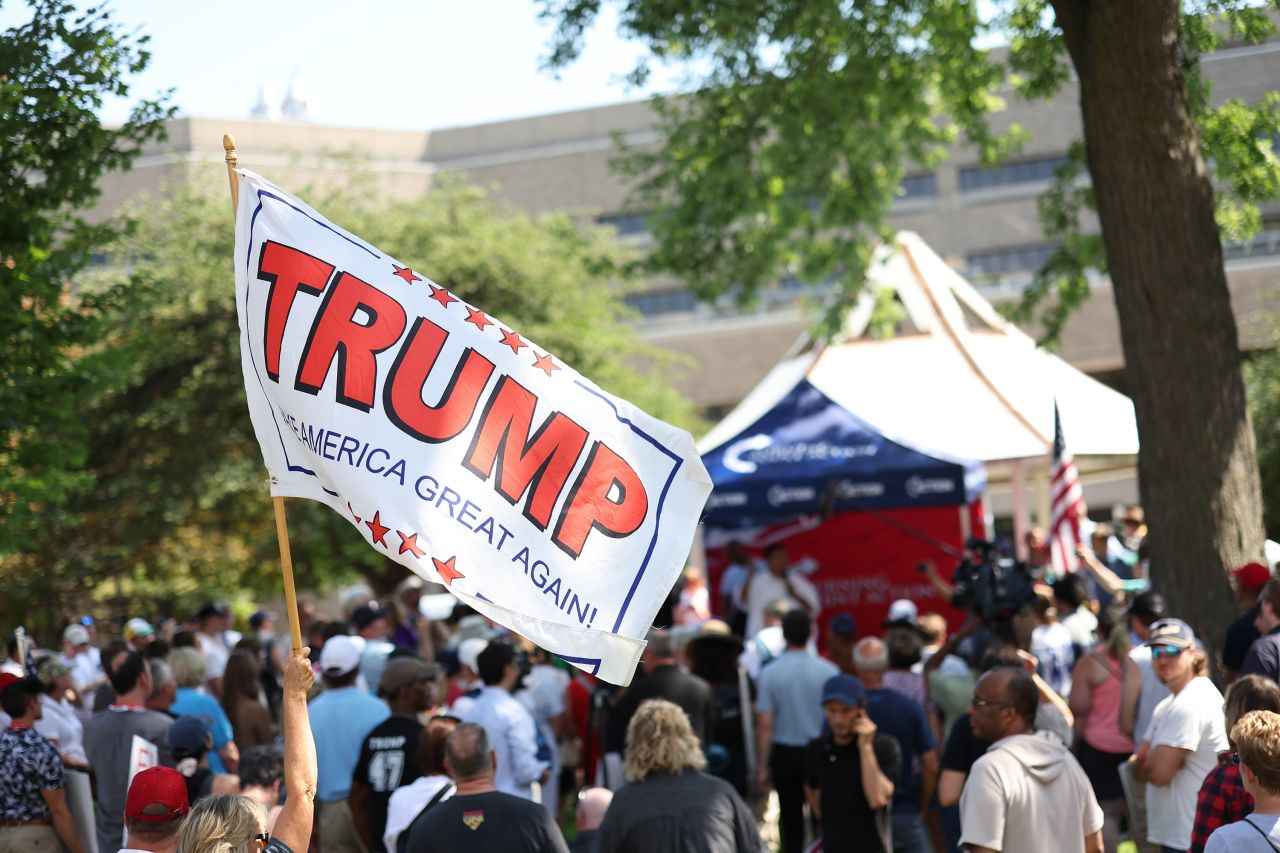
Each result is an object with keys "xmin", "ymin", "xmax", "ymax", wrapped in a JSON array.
[{"xmin": 233, "ymin": 170, "xmax": 711, "ymax": 685}]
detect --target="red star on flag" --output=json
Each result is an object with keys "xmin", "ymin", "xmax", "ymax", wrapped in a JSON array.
[
  {"xmin": 392, "ymin": 264, "xmax": 421, "ymax": 284},
  {"xmin": 465, "ymin": 306, "xmax": 492, "ymax": 331},
  {"xmin": 432, "ymin": 555, "xmax": 464, "ymax": 587},
  {"xmin": 397, "ymin": 530, "xmax": 426, "ymax": 558},
  {"xmin": 532, "ymin": 352, "xmax": 560, "ymax": 377},
  {"xmin": 347, "ymin": 502, "xmax": 362, "ymax": 524},
  {"xmin": 499, "ymin": 329, "xmax": 526, "ymax": 354},
  {"xmin": 429, "ymin": 284, "xmax": 458, "ymax": 308},
  {"xmin": 365, "ymin": 511, "xmax": 390, "ymax": 547}
]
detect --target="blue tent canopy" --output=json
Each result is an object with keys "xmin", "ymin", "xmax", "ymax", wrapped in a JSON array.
[{"xmin": 700, "ymin": 379, "xmax": 986, "ymax": 527}]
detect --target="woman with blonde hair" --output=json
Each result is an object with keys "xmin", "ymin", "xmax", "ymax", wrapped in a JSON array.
[
  {"xmin": 178, "ymin": 646, "xmax": 316, "ymax": 853},
  {"xmin": 598, "ymin": 698, "xmax": 762, "ymax": 851}
]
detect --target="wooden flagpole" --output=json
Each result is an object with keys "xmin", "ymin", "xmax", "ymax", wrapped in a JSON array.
[{"xmin": 224, "ymin": 133, "xmax": 305, "ymax": 653}]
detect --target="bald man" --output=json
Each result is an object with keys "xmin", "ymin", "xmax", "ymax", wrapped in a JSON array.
[{"xmin": 570, "ymin": 787, "xmax": 612, "ymax": 852}]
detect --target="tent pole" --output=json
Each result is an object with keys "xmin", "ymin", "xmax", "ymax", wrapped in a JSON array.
[{"xmin": 1012, "ymin": 459, "xmax": 1029, "ymax": 560}]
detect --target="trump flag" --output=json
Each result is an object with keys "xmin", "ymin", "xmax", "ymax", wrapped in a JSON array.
[{"xmin": 232, "ymin": 170, "xmax": 711, "ymax": 685}]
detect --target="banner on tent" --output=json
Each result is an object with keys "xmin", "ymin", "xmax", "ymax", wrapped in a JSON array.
[{"xmin": 232, "ymin": 169, "xmax": 711, "ymax": 685}]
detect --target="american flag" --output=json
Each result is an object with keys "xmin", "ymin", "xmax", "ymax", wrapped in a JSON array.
[{"xmin": 1049, "ymin": 402, "xmax": 1085, "ymax": 577}]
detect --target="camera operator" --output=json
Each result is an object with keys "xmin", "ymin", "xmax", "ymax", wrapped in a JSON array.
[{"xmin": 457, "ymin": 641, "xmax": 550, "ymax": 801}]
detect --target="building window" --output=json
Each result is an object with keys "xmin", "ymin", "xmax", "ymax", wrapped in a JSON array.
[
  {"xmin": 624, "ymin": 287, "xmax": 697, "ymax": 317},
  {"xmin": 1225, "ymin": 220, "xmax": 1280, "ymax": 262},
  {"xmin": 899, "ymin": 172, "xmax": 937, "ymax": 199},
  {"xmin": 966, "ymin": 243, "xmax": 1062, "ymax": 277},
  {"xmin": 958, "ymin": 155, "xmax": 1069, "ymax": 193},
  {"xmin": 597, "ymin": 211, "xmax": 649, "ymax": 237}
]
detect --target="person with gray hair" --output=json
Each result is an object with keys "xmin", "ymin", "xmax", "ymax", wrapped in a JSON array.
[
  {"xmin": 403, "ymin": 723, "xmax": 568, "ymax": 852},
  {"xmin": 146, "ymin": 658, "xmax": 177, "ymax": 713},
  {"xmin": 569, "ymin": 787, "xmax": 612, "ymax": 853},
  {"xmin": 603, "ymin": 628, "xmax": 716, "ymax": 789}
]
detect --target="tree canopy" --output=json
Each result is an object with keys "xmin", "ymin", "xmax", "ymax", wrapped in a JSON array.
[
  {"xmin": 539, "ymin": 0, "xmax": 1279, "ymax": 648},
  {"xmin": 0, "ymin": 0, "xmax": 172, "ymax": 558},
  {"xmin": 1, "ymin": 170, "xmax": 701, "ymax": 639}
]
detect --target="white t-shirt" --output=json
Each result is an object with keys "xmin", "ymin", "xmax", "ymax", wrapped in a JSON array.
[
  {"xmin": 1127, "ymin": 643, "xmax": 1170, "ymax": 743},
  {"xmin": 35, "ymin": 694, "xmax": 88, "ymax": 763},
  {"xmin": 959, "ymin": 731, "xmax": 1103, "ymax": 853},
  {"xmin": 742, "ymin": 570, "xmax": 820, "ymax": 639},
  {"xmin": 1205, "ymin": 813, "xmax": 1280, "ymax": 852},
  {"xmin": 197, "ymin": 632, "xmax": 230, "ymax": 681},
  {"xmin": 383, "ymin": 774, "xmax": 453, "ymax": 852},
  {"xmin": 1032, "ymin": 622, "xmax": 1075, "ymax": 698},
  {"xmin": 1143, "ymin": 676, "xmax": 1229, "ymax": 849}
]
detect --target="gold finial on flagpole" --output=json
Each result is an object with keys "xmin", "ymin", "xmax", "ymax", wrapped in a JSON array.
[
  {"xmin": 224, "ymin": 133, "xmax": 239, "ymax": 211},
  {"xmin": 222, "ymin": 131, "xmax": 303, "ymax": 653}
]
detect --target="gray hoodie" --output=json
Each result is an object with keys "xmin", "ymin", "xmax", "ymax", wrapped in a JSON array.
[{"xmin": 959, "ymin": 730, "xmax": 1104, "ymax": 853}]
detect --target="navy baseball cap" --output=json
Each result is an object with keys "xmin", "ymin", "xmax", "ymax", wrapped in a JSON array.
[
  {"xmin": 830, "ymin": 613, "xmax": 857, "ymax": 640},
  {"xmin": 821, "ymin": 674, "xmax": 867, "ymax": 707}
]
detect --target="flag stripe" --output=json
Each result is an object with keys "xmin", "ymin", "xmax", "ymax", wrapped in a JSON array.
[{"xmin": 1048, "ymin": 402, "xmax": 1083, "ymax": 577}]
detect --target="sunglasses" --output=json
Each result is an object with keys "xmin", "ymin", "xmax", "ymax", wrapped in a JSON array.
[
  {"xmin": 971, "ymin": 697, "xmax": 1010, "ymax": 710},
  {"xmin": 1150, "ymin": 644, "xmax": 1186, "ymax": 660},
  {"xmin": 254, "ymin": 832, "xmax": 270, "ymax": 851}
]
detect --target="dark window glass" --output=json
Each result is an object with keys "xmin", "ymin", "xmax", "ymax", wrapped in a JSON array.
[
  {"xmin": 965, "ymin": 243, "xmax": 1061, "ymax": 276},
  {"xmin": 899, "ymin": 173, "xmax": 937, "ymax": 199},
  {"xmin": 959, "ymin": 156, "xmax": 1069, "ymax": 192},
  {"xmin": 624, "ymin": 287, "xmax": 697, "ymax": 317},
  {"xmin": 596, "ymin": 211, "xmax": 649, "ymax": 237}
]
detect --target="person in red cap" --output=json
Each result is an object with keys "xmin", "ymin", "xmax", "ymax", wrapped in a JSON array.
[
  {"xmin": 1225, "ymin": 562, "xmax": 1275, "ymax": 683},
  {"xmin": 121, "ymin": 766, "xmax": 189, "ymax": 853}
]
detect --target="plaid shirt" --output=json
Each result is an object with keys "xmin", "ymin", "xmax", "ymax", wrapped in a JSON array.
[{"xmin": 1190, "ymin": 751, "xmax": 1253, "ymax": 853}]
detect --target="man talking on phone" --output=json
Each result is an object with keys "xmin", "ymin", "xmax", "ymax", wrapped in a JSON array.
[{"xmin": 803, "ymin": 674, "xmax": 900, "ymax": 852}]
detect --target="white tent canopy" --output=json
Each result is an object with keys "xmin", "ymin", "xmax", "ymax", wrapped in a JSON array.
[{"xmin": 698, "ymin": 232, "xmax": 1139, "ymax": 545}]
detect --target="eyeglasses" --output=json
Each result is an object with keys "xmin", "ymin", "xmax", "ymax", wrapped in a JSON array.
[
  {"xmin": 1151, "ymin": 645, "xmax": 1186, "ymax": 660},
  {"xmin": 971, "ymin": 697, "xmax": 1009, "ymax": 710}
]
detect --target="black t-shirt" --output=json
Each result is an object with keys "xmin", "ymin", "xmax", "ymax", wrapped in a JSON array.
[
  {"xmin": 803, "ymin": 733, "xmax": 901, "ymax": 853},
  {"xmin": 940, "ymin": 713, "xmax": 992, "ymax": 774},
  {"xmin": 403, "ymin": 790, "xmax": 569, "ymax": 853},
  {"xmin": 1224, "ymin": 604, "xmax": 1261, "ymax": 673},
  {"xmin": 352, "ymin": 715, "xmax": 424, "ymax": 852}
]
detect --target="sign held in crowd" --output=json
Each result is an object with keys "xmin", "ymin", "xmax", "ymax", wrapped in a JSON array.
[{"xmin": 232, "ymin": 169, "xmax": 711, "ymax": 685}]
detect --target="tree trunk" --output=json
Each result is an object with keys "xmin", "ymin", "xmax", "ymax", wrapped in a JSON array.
[{"xmin": 1051, "ymin": 0, "xmax": 1266, "ymax": 654}]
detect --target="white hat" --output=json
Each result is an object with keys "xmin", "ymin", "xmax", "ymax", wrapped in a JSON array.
[
  {"xmin": 458, "ymin": 638, "xmax": 488, "ymax": 674},
  {"xmin": 885, "ymin": 599, "xmax": 919, "ymax": 626},
  {"xmin": 63, "ymin": 624, "xmax": 90, "ymax": 646},
  {"xmin": 319, "ymin": 635, "xmax": 362, "ymax": 676}
]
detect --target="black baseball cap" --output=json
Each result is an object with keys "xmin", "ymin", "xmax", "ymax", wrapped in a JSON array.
[{"xmin": 1128, "ymin": 590, "xmax": 1167, "ymax": 623}]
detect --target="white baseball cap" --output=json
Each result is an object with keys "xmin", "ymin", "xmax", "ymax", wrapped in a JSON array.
[
  {"xmin": 458, "ymin": 638, "xmax": 488, "ymax": 675},
  {"xmin": 885, "ymin": 599, "xmax": 919, "ymax": 626},
  {"xmin": 63, "ymin": 624, "xmax": 90, "ymax": 646},
  {"xmin": 319, "ymin": 635, "xmax": 362, "ymax": 676}
]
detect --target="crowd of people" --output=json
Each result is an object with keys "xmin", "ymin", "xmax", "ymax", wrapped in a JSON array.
[{"xmin": 4, "ymin": 508, "xmax": 1280, "ymax": 852}]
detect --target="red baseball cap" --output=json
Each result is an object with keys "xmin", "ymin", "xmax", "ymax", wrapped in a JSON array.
[
  {"xmin": 1233, "ymin": 561, "xmax": 1272, "ymax": 594},
  {"xmin": 0, "ymin": 673, "xmax": 19, "ymax": 693},
  {"xmin": 125, "ymin": 766, "xmax": 189, "ymax": 822}
]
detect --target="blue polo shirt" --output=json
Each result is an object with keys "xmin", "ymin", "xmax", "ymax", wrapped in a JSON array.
[
  {"xmin": 171, "ymin": 687, "xmax": 234, "ymax": 774},
  {"xmin": 864, "ymin": 686, "xmax": 937, "ymax": 814},
  {"xmin": 308, "ymin": 686, "xmax": 389, "ymax": 802},
  {"xmin": 757, "ymin": 650, "xmax": 839, "ymax": 747}
]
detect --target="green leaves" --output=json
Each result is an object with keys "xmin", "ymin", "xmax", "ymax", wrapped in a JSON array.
[
  {"xmin": 1, "ymin": 168, "xmax": 702, "ymax": 634},
  {"xmin": 0, "ymin": 0, "xmax": 172, "ymax": 580},
  {"xmin": 541, "ymin": 0, "xmax": 1280, "ymax": 347}
]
